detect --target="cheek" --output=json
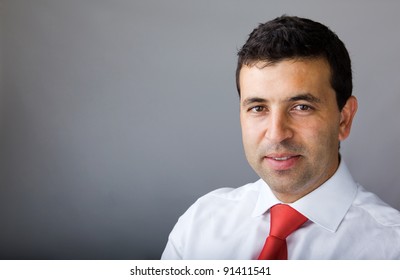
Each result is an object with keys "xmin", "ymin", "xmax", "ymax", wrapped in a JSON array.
[
  {"xmin": 295, "ymin": 119, "xmax": 339, "ymax": 148},
  {"xmin": 297, "ymin": 122, "xmax": 322, "ymax": 139},
  {"xmin": 315, "ymin": 127, "xmax": 340, "ymax": 155},
  {"xmin": 241, "ymin": 123, "xmax": 264, "ymax": 161},
  {"xmin": 241, "ymin": 121, "xmax": 265, "ymax": 146}
]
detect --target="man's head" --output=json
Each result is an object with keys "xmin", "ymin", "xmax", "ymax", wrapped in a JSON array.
[{"xmin": 237, "ymin": 16, "xmax": 358, "ymax": 203}]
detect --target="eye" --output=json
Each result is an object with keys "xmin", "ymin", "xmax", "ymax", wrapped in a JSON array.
[
  {"xmin": 293, "ymin": 104, "xmax": 313, "ymax": 111},
  {"xmin": 249, "ymin": 106, "xmax": 266, "ymax": 113}
]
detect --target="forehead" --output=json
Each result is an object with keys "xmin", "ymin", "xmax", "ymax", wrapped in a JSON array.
[{"xmin": 239, "ymin": 58, "xmax": 333, "ymax": 101}]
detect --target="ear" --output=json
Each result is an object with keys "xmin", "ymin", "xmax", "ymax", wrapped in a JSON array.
[{"xmin": 338, "ymin": 96, "xmax": 358, "ymax": 141}]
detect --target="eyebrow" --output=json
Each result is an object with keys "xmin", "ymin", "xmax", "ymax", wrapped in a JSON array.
[
  {"xmin": 288, "ymin": 93, "xmax": 322, "ymax": 104},
  {"xmin": 242, "ymin": 93, "xmax": 322, "ymax": 107},
  {"xmin": 241, "ymin": 97, "xmax": 267, "ymax": 107}
]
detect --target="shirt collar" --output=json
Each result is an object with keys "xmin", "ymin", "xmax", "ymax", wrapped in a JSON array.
[{"xmin": 252, "ymin": 160, "xmax": 358, "ymax": 232}]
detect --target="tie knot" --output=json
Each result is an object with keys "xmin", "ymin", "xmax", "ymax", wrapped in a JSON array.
[{"xmin": 269, "ymin": 204, "xmax": 308, "ymax": 239}]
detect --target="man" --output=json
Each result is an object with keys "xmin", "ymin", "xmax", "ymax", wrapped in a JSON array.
[{"xmin": 161, "ymin": 15, "xmax": 400, "ymax": 259}]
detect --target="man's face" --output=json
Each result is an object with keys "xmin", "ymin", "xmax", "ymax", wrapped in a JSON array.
[{"xmin": 239, "ymin": 58, "xmax": 357, "ymax": 202}]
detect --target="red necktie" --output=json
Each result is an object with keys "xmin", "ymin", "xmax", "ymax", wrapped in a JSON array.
[{"xmin": 257, "ymin": 204, "xmax": 308, "ymax": 260}]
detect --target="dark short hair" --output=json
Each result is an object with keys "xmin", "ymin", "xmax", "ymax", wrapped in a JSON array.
[{"xmin": 236, "ymin": 15, "xmax": 352, "ymax": 110}]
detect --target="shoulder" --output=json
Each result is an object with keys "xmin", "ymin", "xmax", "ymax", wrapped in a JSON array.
[
  {"xmin": 352, "ymin": 184, "xmax": 400, "ymax": 227},
  {"xmin": 345, "ymin": 184, "xmax": 400, "ymax": 258},
  {"xmin": 162, "ymin": 180, "xmax": 263, "ymax": 259}
]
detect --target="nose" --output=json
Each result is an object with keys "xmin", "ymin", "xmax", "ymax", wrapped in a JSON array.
[{"xmin": 264, "ymin": 111, "xmax": 293, "ymax": 143}]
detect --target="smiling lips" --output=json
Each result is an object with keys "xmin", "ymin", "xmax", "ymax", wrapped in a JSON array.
[{"xmin": 264, "ymin": 154, "xmax": 301, "ymax": 170}]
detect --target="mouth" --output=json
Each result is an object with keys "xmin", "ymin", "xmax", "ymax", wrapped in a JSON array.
[
  {"xmin": 271, "ymin": 156, "xmax": 296, "ymax": 161},
  {"xmin": 264, "ymin": 154, "xmax": 301, "ymax": 171}
]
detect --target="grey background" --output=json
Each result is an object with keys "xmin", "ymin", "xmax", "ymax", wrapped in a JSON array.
[{"xmin": 1, "ymin": 0, "xmax": 399, "ymax": 259}]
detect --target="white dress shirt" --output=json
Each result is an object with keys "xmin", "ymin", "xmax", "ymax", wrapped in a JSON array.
[{"xmin": 161, "ymin": 161, "xmax": 400, "ymax": 259}]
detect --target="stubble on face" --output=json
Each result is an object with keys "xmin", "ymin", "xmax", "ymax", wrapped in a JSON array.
[{"xmin": 249, "ymin": 128, "xmax": 339, "ymax": 202}]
